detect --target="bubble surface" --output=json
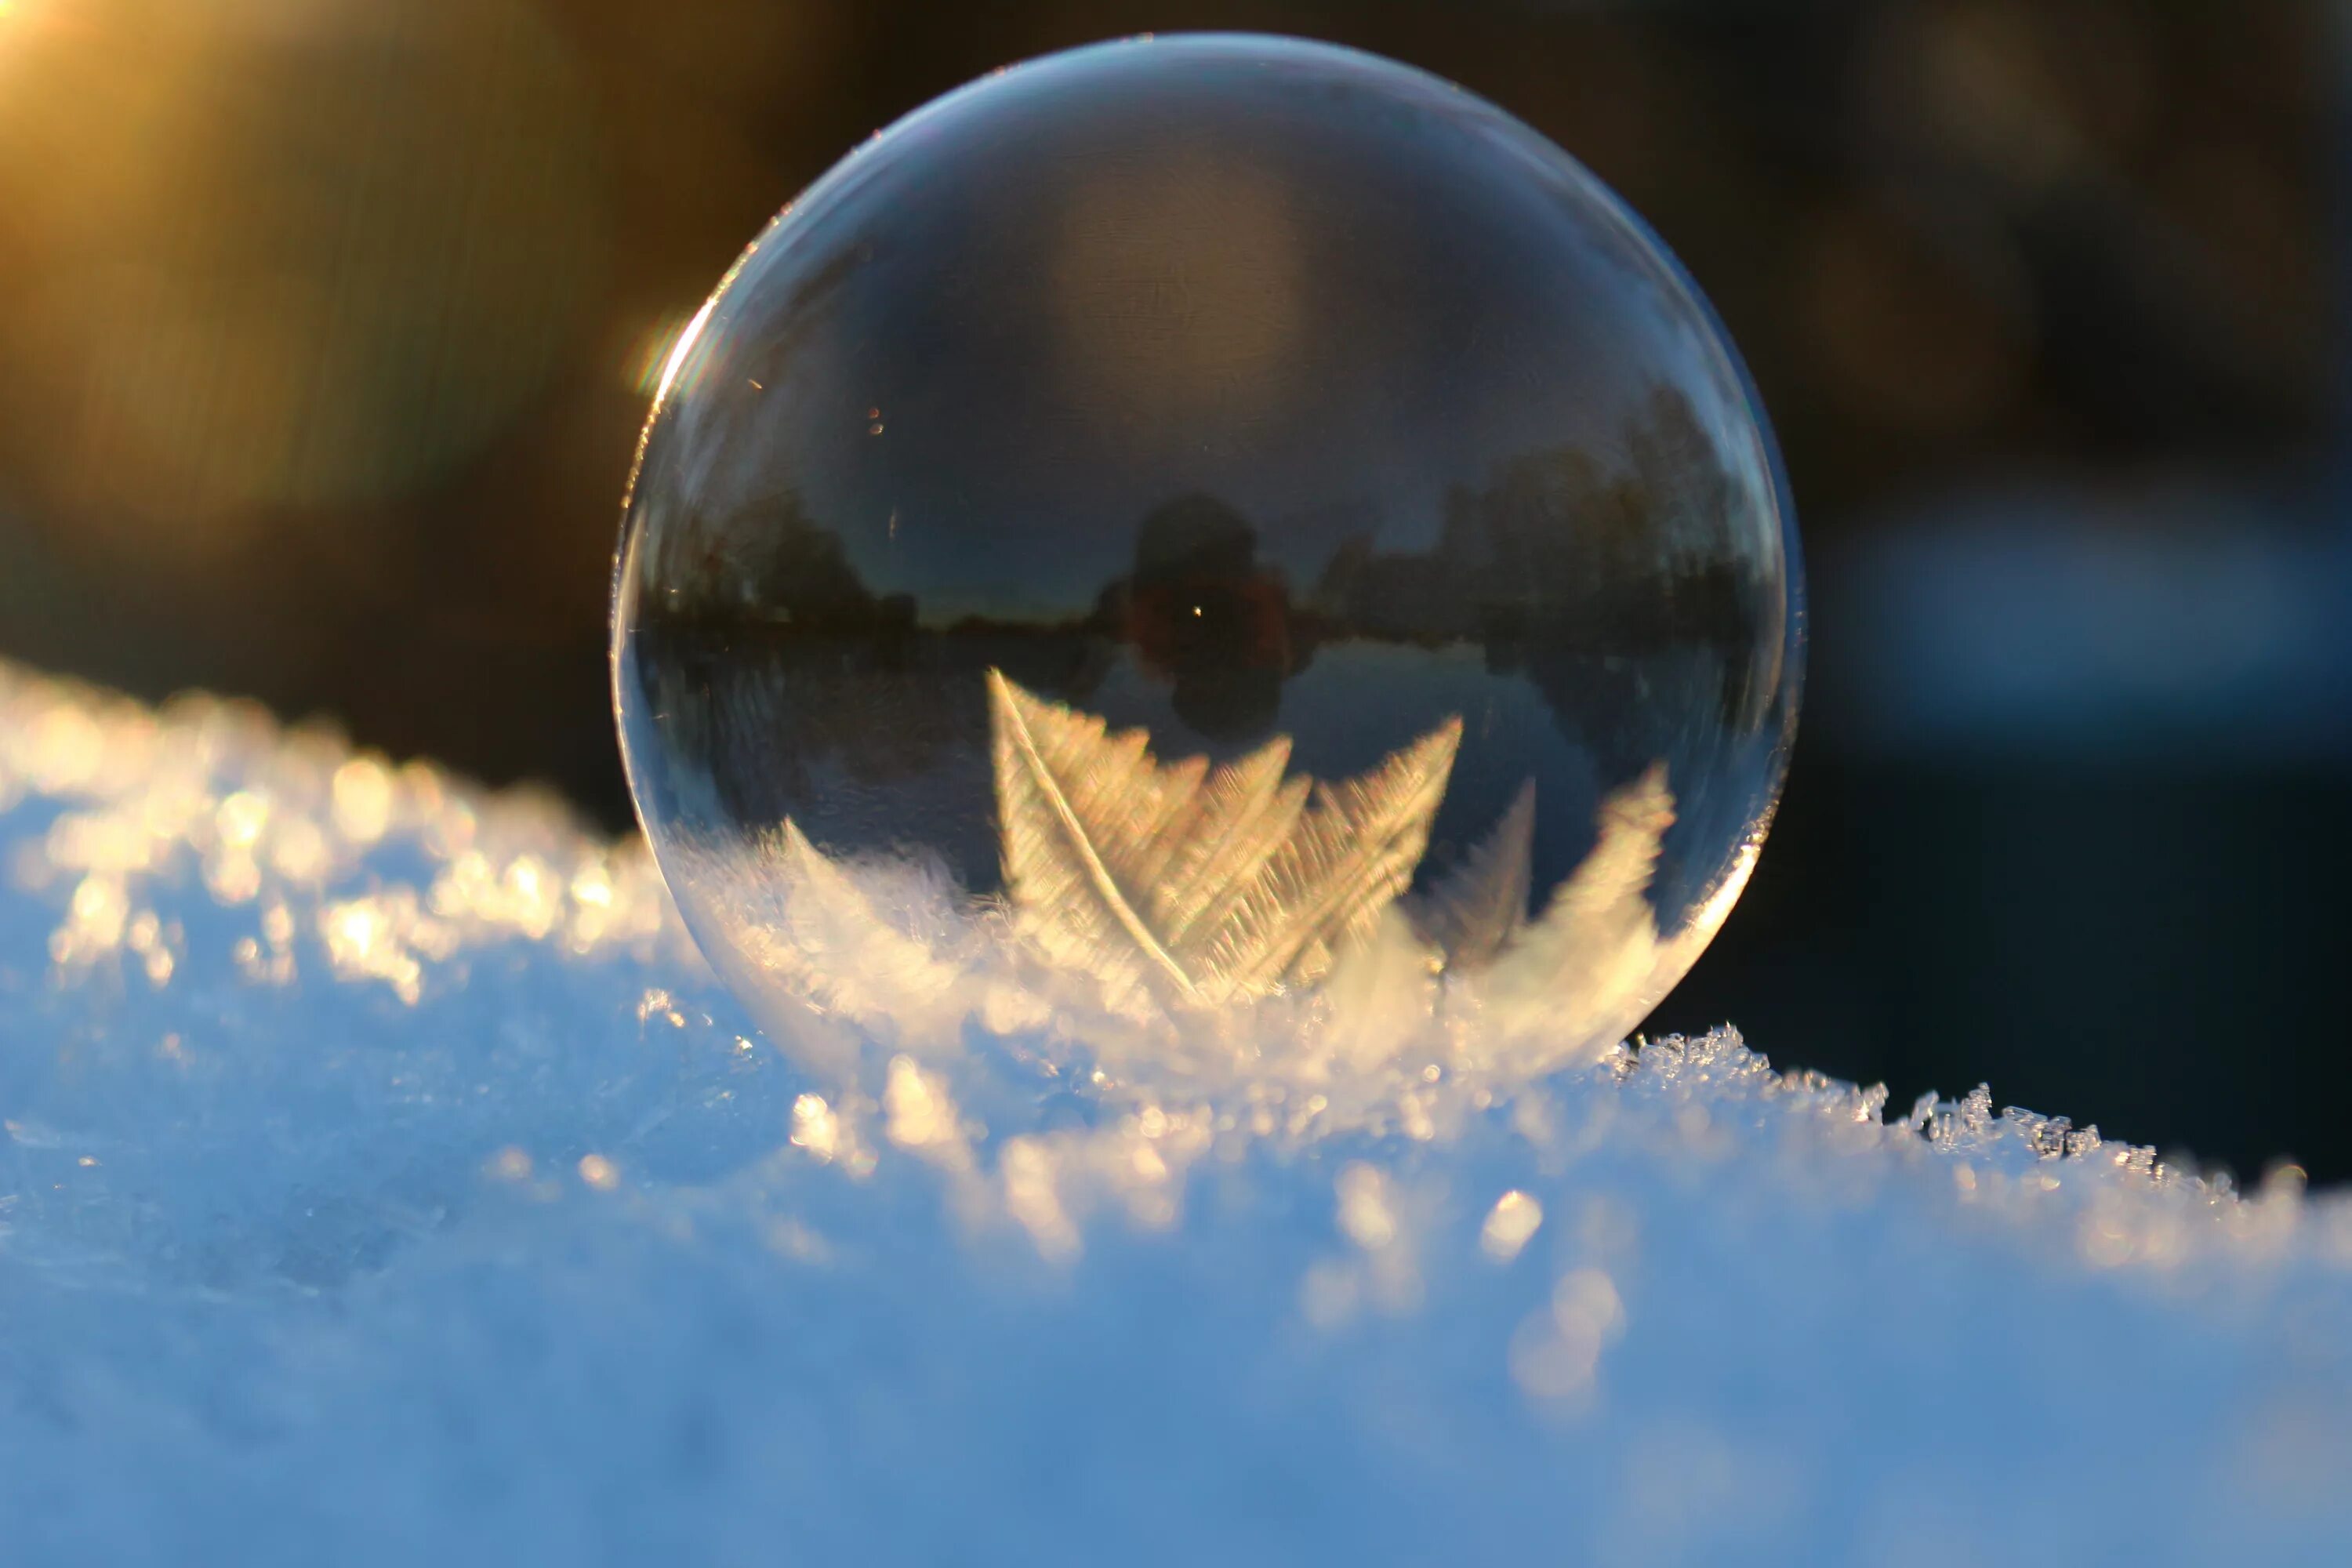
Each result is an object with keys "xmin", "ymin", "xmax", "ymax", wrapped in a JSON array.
[{"xmin": 612, "ymin": 34, "xmax": 1802, "ymax": 1050}]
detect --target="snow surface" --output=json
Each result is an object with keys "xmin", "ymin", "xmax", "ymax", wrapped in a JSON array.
[{"xmin": 2, "ymin": 658, "xmax": 2348, "ymax": 1566}]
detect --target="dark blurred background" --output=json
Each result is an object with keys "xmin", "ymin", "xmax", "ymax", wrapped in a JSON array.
[{"xmin": 2, "ymin": 1, "xmax": 2346, "ymax": 1177}]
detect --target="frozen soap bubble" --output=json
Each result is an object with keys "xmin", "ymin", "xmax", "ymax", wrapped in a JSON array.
[{"xmin": 612, "ymin": 34, "xmax": 1802, "ymax": 1057}]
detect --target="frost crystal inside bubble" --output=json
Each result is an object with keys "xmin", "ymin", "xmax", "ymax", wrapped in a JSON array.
[{"xmin": 612, "ymin": 35, "xmax": 1802, "ymax": 1054}]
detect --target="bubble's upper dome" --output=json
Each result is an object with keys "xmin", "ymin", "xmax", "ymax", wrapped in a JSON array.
[{"xmin": 613, "ymin": 34, "xmax": 1802, "ymax": 1058}]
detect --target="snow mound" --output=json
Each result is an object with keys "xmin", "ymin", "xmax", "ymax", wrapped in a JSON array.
[{"xmin": 2, "ymin": 659, "xmax": 2348, "ymax": 1566}]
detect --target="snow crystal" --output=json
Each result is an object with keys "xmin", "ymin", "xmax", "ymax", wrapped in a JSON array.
[{"xmin": 2, "ymin": 659, "xmax": 2348, "ymax": 1565}]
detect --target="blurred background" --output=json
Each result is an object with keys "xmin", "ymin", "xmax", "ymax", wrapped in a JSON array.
[{"xmin": 1, "ymin": 0, "xmax": 2345, "ymax": 1178}]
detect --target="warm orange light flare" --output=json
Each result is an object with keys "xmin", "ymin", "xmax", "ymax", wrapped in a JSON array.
[{"xmin": 0, "ymin": 0, "xmax": 603, "ymax": 551}]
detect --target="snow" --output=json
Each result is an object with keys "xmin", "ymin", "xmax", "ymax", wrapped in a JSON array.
[{"xmin": 2, "ymin": 658, "xmax": 2349, "ymax": 1565}]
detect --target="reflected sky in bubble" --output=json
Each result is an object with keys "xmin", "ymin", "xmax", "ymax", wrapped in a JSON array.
[{"xmin": 645, "ymin": 39, "xmax": 1779, "ymax": 622}]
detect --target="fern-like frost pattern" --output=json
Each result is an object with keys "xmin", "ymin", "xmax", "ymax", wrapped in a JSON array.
[{"xmin": 989, "ymin": 670, "xmax": 1458, "ymax": 1006}]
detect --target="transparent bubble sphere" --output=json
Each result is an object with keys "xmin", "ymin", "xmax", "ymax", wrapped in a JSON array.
[{"xmin": 612, "ymin": 34, "xmax": 1802, "ymax": 1056}]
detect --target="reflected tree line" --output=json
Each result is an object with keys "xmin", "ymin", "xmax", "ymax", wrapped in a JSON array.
[{"xmin": 635, "ymin": 386, "xmax": 1777, "ymax": 861}]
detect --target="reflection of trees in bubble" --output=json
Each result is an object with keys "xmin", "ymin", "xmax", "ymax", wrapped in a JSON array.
[
  {"xmin": 658, "ymin": 492, "xmax": 861, "ymax": 626},
  {"xmin": 628, "ymin": 380, "xmax": 1773, "ymax": 877},
  {"xmin": 1316, "ymin": 387, "xmax": 1752, "ymax": 646},
  {"xmin": 1313, "ymin": 385, "xmax": 1762, "ymax": 762}
]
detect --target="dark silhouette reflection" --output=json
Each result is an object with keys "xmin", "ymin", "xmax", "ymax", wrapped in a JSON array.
[
  {"xmin": 717, "ymin": 492, "xmax": 916, "ymax": 641},
  {"xmin": 626, "ymin": 383, "xmax": 1783, "ymax": 892},
  {"xmin": 1101, "ymin": 494, "xmax": 1308, "ymax": 741},
  {"xmin": 1312, "ymin": 387, "xmax": 1772, "ymax": 759}
]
